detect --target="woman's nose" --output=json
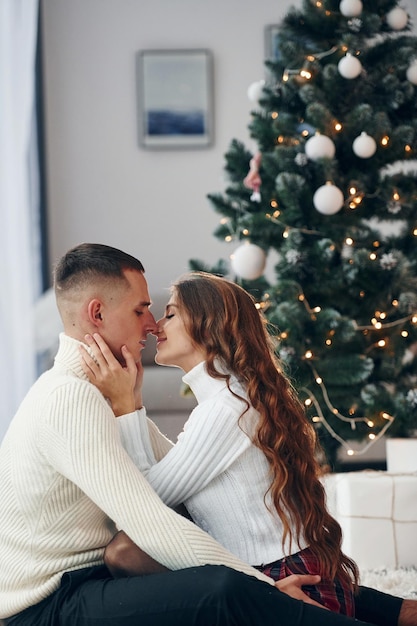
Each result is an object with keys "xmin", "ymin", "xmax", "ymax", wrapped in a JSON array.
[{"xmin": 155, "ymin": 317, "xmax": 164, "ymax": 331}]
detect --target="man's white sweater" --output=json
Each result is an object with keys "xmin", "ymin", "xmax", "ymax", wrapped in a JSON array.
[{"xmin": 0, "ymin": 334, "xmax": 270, "ymax": 619}]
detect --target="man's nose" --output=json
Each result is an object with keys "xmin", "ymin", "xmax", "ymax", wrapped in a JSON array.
[{"xmin": 145, "ymin": 311, "xmax": 158, "ymax": 333}]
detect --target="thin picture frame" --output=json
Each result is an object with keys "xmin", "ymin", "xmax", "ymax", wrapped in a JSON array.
[
  {"xmin": 264, "ymin": 24, "xmax": 317, "ymax": 65},
  {"xmin": 136, "ymin": 49, "xmax": 213, "ymax": 149},
  {"xmin": 264, "ymin": 24, "xmax": 281, "ymax": 63}
]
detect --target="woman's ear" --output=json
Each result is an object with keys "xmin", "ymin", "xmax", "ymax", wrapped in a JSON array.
[{"xmin": 87, "ymin": 299, "xmax": 104, "ymax": 327}]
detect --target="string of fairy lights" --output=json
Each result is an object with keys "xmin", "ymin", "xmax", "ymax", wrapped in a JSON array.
[
  {"xmin": 296, "ymin": 292, "xmax": 417, "ymax": 456},
  {"xmin": 278, "ymin": 285, "xmax": 416, "ymax": 455},
  {"xmin": 216, "ymin": 1, "xmax": 417, "ymax": 456},
  {"xmin": 220, "ymin": 192, "xmax": 417, "ymax": 455},
  {"xmin": 226, "ymin": 216, "xmax": 417, "ymax": 455}
]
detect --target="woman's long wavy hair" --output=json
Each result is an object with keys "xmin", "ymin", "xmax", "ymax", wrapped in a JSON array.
[{"xmin": 173, "ymin": 271, "xmax": 359, "ymax": 589}]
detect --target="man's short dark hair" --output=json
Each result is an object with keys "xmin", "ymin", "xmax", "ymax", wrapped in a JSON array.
[{"xmin": 54, "ymin": 243, "xmax": 145, "ymax": 294}]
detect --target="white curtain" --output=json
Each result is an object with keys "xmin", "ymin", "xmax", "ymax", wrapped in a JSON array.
[{"xmin": 0, "ymin": 0, "xmax": 41, "ymax": 441}]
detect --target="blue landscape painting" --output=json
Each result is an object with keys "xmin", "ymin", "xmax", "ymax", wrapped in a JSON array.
[{"xmin": 147, "ymin": 109, "xmax": 205, "ymax": 136}]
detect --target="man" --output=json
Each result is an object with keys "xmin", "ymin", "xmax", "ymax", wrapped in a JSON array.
[{"xmin": 0, "ymin": 243, "xmax": 413, "ymax": 626}]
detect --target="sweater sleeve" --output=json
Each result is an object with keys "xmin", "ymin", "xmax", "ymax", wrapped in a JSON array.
[
  {"xmin": 117, "ymin": 409, "xmax": 157, "ymax": 467},
  {"xmin": 40, "ymin": 380, "xmax": 272, "ymax": 585},
  {"xmin": 147, "ymin": 417, "xmax": 175, "ymax": 460},
  {"xmin": 117, "ymin": 408, "xmax": 174, "ymax": 463},
  {"xmin": 116, "ymin": 397, "xmax": 253, "ymax": 508}
]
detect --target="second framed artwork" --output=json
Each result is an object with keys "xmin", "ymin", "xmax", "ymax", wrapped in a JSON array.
[{"xmin": 136, "ymin": 49, "xmax": 213, "ymax": 149}]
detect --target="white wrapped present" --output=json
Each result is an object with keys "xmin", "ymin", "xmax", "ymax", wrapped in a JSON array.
[{"xmin": 322, "ymin": 471, "xmax": 417, "ymax": 571}]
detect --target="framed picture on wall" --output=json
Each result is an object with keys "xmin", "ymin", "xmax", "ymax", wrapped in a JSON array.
[{"xmin": 136, "ymin": 49, "xmax": 213, "ymax": 149}]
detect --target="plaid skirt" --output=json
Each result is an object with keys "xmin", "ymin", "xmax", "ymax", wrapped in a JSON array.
[{"xmin": 255, "ymin": 547, "xmax": 355, "ymax": 617}]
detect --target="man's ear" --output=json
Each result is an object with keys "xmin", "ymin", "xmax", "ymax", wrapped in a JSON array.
[{"xmin": 87, "ymin": 299, "xmax": 104, "ymax": 327}]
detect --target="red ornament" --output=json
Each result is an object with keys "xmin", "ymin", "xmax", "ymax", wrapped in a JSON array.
[{"xmin": 243, "ymin": 152, "xmax": 262, "ymax": 201}]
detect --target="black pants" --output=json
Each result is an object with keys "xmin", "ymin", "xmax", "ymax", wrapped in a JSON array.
[{"xmin": 5, "ymin": 565, "xmax": 402, "ymax": 626}]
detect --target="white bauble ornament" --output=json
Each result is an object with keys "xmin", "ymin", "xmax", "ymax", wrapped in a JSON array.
[
  {"xmin": 352, "ymin": 132, "xmax": 377, "ymax": 158},
  {"xmin": 230, "ymin": 243, "xmax": 266, "ymax": 280},
  {"xmin": 340, "ymin": 0, "xmax": 363, "ymax": 17},
  {"xmin": 386, "ymin": 6, "xmax": 408, "ymax": 30},
  {"xmin": 305, "ymin": 134, "xmax": 336, "ymax": 160},
  {"xmin": 338, "ymin": 53, "xmax": 362, "ymax": 79},
  {"xmin": 313, "ymin": 184, "xmax": 344, "ymax": 215},
  {"xmin": 406, "ymin": 60, "xmax": 417, "ymax": 85},
  {"xmin": 247, "ymin": 80, "xmax": 265, "ymax": 103}
]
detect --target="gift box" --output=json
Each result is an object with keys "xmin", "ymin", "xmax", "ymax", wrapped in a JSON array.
[{"xmin": 322, "ymin": 471, "xmax": 417, "ymax": 570}]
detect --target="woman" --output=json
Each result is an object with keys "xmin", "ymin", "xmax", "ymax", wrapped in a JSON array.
[{"xmin": 81, "ymin": 271, "xmax": 359, "ymax": 616}]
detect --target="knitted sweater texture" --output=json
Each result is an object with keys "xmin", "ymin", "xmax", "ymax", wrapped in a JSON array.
[
  {"xmin": 119, "ymin": 361, "xmax": 307, "ymax": 567},
  {"xmin": 0, "ymin": 335, "xmax": 270, "ymax": 619}
]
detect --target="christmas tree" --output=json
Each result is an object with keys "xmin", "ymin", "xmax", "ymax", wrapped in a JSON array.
[{"xmin": 191, "ymin": 0, "xmax": 417, "ymax": 468}]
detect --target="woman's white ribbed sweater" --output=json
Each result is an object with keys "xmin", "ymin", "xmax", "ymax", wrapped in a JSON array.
[{"xmin": 119, "ymin": 361, "xmax": 307, "ymax": 567}]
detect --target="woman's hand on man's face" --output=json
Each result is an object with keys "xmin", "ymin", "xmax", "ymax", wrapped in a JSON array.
[{"xmin": 79, "ymin": 333, "xmax": 139, "ymax": 416}]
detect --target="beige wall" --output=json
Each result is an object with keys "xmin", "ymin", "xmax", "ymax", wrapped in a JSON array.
[
  {"xmin": 41, "ymin": 0, "xmax": 417, "ymax": 316},
  {"xmin": 41, "ymin": 0, "xmax": 287, "ymax": 314}
]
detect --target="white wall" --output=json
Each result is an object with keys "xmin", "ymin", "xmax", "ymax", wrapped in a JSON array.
[
  {"xmin": 41, "ymin": 0, "xmax": 417, "ymax": 315},
  {"xmin": 40, "ymin": 0, "xmax": 288, "ymax": 313}
]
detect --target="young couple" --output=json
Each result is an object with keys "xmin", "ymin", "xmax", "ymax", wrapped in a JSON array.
[{"xmin": 0, "ymin": 243, "xmax": 414, "ymax": 626}]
